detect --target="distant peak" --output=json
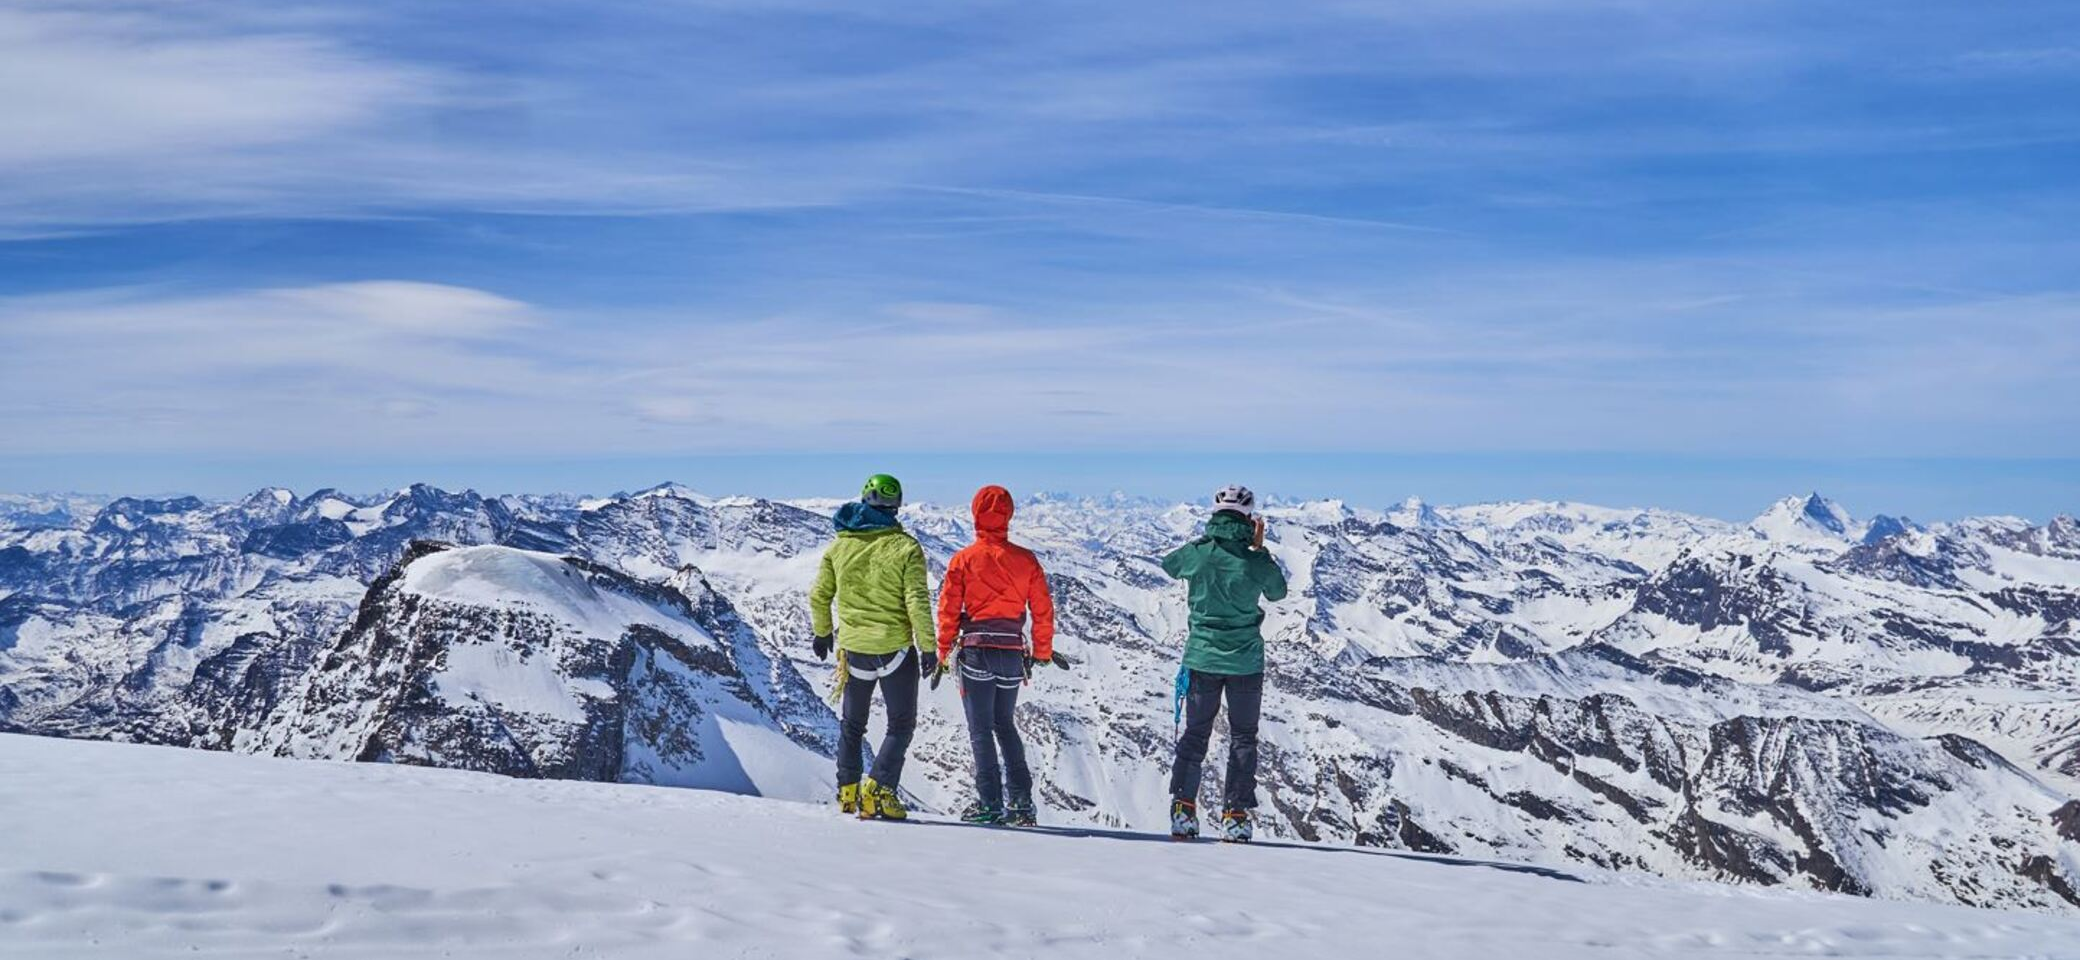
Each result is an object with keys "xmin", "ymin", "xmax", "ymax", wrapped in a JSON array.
[
  {"xmin": 633, "ymin": 481, "xmax": 701, "ymax": 500},
  {"xmin": 1800, "ymin": 493, "xmax": 1850, "ymax": 533},
  {"xmin": 1750, "ymin": 492, "xmax": 1855, "ymax": 544},
  {"xmin": 1860, "ymin": 514, "xmax": 1920, "ymax": 545},
  {"xmin": 2047, "ymin": 514, "xmax": 2079, "ymax": 548},
  {"xmin": 1389, "ymin": 495, "xmax": 1443, "ymax": 527}
]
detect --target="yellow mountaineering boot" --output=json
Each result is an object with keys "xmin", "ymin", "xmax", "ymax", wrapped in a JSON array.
[
  {"xmin": 858, "ymin": 778, "xmax": 907, "ymax": 820},
  {"xmin": 837, "ymin": 782, "xmax": 860, "ymax": 815}
]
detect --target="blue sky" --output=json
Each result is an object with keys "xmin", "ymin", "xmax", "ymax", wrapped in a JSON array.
[{"xmin": 1, "ymin": 1, "xmax": 2076, "ymax": 519}]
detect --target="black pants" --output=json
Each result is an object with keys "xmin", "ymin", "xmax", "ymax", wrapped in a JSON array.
[
  {"xmin": 1169, "ymin": 670, "xmax": 1263, "ymax": 810},
  {"xmin": 959, "ymin": 647, "xmax": 1031, "ymax": 810},
  {"xmin": 836, "ymin": 649, "xmax": 919, "ymax": 789}
]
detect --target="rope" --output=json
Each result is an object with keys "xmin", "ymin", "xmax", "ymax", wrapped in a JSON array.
[
  {"xmin": 825, "ymin": 649, "xmax": 848, "ymax": 708},
  {"xmin": 1173, "ymin": 663, "xmax": 1191, "ymax": 737}
]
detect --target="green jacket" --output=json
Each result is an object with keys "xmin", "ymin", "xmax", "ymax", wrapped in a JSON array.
[
  {"xmin": 1161, "ymin": 512, "xmax": 1289, "ymax": 675},
  {"xmin": 809, "ymin": 502, "xmax": 934, "ymax": 656}
]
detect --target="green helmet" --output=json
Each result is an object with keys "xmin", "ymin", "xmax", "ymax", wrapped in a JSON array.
[{"xmin": 861, "ymin": 473, "xmax": 904, "ymax": 510}]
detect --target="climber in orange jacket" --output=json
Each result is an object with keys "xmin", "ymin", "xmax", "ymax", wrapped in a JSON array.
[{"xmin": 935, "ymin": 485, "xmax": 1061, "ymax": 826}]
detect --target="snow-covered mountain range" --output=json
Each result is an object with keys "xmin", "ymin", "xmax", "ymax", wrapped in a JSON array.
[{"xmin": 3, "ymin": 484, "xmax": 2077, "ymax": 914}]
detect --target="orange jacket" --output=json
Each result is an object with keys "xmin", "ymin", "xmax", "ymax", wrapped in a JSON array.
[{"xmin": 935, "ymin": 485, "xmax": 1056, "ymax": 661}]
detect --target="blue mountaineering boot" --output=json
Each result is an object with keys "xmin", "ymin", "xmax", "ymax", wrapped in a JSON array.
[{"xmin": 1221, "ymin": 809, "xmax": 1254, "ymax": 843}]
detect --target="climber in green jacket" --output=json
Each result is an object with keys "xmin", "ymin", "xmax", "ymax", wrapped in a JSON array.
[
  {"xmin": 809, "ymin": 473, "xmax": 936, "ymax": 820},
  {"xmin": 1162, "ymin": 484, "xmax": 1288, "ymax": 842}
]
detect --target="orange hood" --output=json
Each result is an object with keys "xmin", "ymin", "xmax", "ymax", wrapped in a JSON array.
[
  {"xmin": 937, "ymin": 483, "xmax": 1054, "ymax": 661},
  {"xmin": 971, "ymin": 485, "xmax": 1014, "ymax": 541}
]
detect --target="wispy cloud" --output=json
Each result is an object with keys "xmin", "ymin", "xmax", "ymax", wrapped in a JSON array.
[
  {"xmin": 897, "ymin": 184, "xmax": 1459, "ymax": 234},
  {"xmin": 1948, "ymin": 47, "xmax": 2080, "ymax": 75},
  {"xmin": 9, "ymin": 0, "xmax": 2073, "ymax": 233},
  {"xmin": 0, "ymin": 3, "xmax": 848, "ymax": 229},
  {"xmin": 7, "ymin": 267, "xmax": 2074, "ymax": 459},
  {"xmin": 0, "ymin": 281, "xmax": 565, "ymax": 450},
  {"xmin": 2, "ymin": 0, "xmax": 2076, "ymax": 479},
  {"xmin": 0, "ymin": 5, "xmax": 430, "ymax": 166}
]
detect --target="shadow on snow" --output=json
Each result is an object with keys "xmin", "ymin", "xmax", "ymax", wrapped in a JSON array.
[{"xmin": 888, "ymin": 817, "xmax": 1587, "ymax": 884}]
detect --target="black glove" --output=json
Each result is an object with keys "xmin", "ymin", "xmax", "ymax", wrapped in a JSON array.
[
  {"xmin": 812, "ymin": 634, "xmax": 833, "ymax": 661},
  {"xmin": 1026, "ymin": 652, "xmax": 1072, "ymax": 673},
  {"xmin": 1050, "ymin": 651, "xmax": 1075, "ymax": 672},
  {"xmin": 918, "ymin": 650, "xmax": 939, "ymax": 679}
]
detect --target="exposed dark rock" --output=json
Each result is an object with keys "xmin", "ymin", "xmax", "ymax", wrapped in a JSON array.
[{"xmin": 2052, "ymin": 801, "xmax": 2080, "ymax": 843}]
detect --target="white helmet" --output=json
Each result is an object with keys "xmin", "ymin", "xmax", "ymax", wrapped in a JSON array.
[{"xmin": 1212, "ymin": 484, "xmax": 1257, "ymax": 517}]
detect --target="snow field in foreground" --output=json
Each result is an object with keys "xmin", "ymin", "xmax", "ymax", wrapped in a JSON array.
[{"xmin": 4, "ymin": 733, "xmax": 2080, "ymax": 959}]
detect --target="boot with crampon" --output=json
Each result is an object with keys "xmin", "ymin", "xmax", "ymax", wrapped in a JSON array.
[
  {"xmin": 1220, "ymin": 809, "xmax": 1253, "ymax": 843},
  {"xmin": 858, "ymin": 778, "xmax": 907, "ymax": 821},
  {"xmin": 1170, "ymin": 798, "xmax": 1199, "ymax": 840}
]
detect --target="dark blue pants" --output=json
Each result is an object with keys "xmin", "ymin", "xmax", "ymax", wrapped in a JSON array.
[
  {"xmin": 1169, "ymin": 670, "xmax": 1263, "ymax": 810},
  {"xmin": 836, "ymin": 649, "xmax": 918, "ymax": 789},
  {"xmin": 959, "ymin": 647, "xmax": 1031, "ymax": 810}
]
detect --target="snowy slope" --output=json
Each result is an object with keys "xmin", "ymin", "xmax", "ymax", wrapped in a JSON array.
[{"xmin": 6, "ymin": 733, "xmax": 2080, "ymax": 960}]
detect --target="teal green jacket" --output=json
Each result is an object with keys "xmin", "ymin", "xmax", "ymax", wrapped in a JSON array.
[
  {"xmin": 809, "ymin": 502, "xmax": 934, "ymax": 656},
  {"xmin": 1161, "ymin": 512, "xmax": 1289, "ymax": 675}
]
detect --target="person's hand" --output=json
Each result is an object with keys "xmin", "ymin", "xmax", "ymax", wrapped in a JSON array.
[
  {"xmin": 812, "ymin": 634, "xmax": 833, "ymax": 660},
  {"xmin": 918, "ymin": 650, "xmax": 939, "ymax": 678},
  {"xmin": 1251, "ymin": 516, "xmax": 1267, "ymax": 550}
]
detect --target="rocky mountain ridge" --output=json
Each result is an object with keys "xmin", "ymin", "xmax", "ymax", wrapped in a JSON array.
[{"xmin": 3, "ymin": 483, "xmax": 2077, "ymax": 912}]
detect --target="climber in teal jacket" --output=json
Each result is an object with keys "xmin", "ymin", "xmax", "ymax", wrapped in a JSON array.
[{"xmin": 1161, "ymin": 484, "xmax": 1287, "ymax": 842}]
